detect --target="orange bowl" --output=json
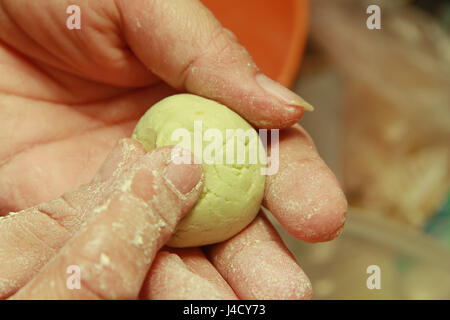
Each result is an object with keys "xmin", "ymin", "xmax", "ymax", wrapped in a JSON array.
[{"xmin": 201, "ymin": 0, "xmax": 309, "ymax": 87}]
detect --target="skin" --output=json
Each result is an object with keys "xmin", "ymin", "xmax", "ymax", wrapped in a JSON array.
[{"xmin": 0, "ymin": 0, "xmax": 347, "ymax": 299}]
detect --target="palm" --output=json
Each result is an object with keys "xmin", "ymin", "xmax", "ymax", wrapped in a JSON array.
[
  {"xmin": 0, "ymin": 82, "xmax": 170, "ymax": 214},
  {"xmin": 0, "ymin": 4, "xmax": 171, "ymax": 213}
]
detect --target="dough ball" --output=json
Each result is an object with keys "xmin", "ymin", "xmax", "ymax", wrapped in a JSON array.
[{"xmin": 132, "ymin": 94, "xmax": 266, "ymax": 247}]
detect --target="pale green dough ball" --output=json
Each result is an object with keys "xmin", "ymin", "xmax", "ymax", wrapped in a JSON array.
[{"xmin": 132, "ymin": 94, "xmax": 266, "ymax": 247}]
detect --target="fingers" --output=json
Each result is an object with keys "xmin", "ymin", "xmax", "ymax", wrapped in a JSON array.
[
  {"xmin": 116, "ymin": 0, "xmax": 313, "ymax": 129},
  {"xmin": 93, "ymin": 138, "xmax": 146, "ymax": 183},
  {"xmin": 11, "ymin": 146, "xmax": 204, "ymax": 299},
  {"xmin": 263, "ymin": 125, "xmax": 347, "ymax": 242},
  {"xmin": 0, "ymin": 139, "xmax": 145, "ymax": 297},
  {"xmin": 207, "ymin": 214, "xmax": 312, "ymax": 300},
  {"xmin": 0, "ymin": 138, "xmax": 145, "ymax": 298},
  {"xmin": 140, "ymin": 248, "xmax": 237, "ymax": 300}
]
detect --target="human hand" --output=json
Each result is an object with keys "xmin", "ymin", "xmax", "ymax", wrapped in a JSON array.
[
  {"xmin": 0, "ymin": 0, "xmax": 347, "ymax": 299},
  {"xmin": 8, "ymin": 142, "xmax": 206, "ymax": 299}
]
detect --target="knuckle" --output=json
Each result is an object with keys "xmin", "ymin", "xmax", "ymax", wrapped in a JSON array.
[{"xmin": 180, "ymin": 26, "xmax": 251, "ymax": 87}]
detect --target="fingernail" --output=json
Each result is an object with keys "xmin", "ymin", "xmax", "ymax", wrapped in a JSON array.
[
  {"xmin": 256, "ymin": 74, "xmax": 314, "ymax": 111},
  {"xmin": 165, "ymin": 161, "xmax": 203, "ymax": 195}
]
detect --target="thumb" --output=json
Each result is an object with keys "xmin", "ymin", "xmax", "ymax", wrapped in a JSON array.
[
  {"xmin": 117, "ymin": 0, "xmax": 313, "ymax": 129},
  {"xmin": 11, "ymin": 146, "xmax": 204, "ymax": 300}
]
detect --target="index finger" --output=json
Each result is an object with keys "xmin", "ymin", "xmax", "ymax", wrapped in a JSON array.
[
  {"xmin": 117, "ymin": 0, "xmax": 313, "ymax": 129},
  {"xmin": 11, "ymin": 147, "xmax": 203, "ymax": 299}
]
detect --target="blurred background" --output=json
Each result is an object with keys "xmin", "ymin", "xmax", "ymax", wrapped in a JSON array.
[{"xmin": 203, "ymin": 0, "xmax": 450, "ymax": 299}]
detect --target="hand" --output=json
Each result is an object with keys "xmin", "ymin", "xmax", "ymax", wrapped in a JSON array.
[{"xmin": 0, "ymin": 0, "xmax": 347, "ymax": 299}]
